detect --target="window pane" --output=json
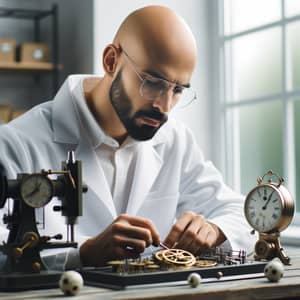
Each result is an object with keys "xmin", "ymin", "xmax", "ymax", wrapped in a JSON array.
[
  {"xmin": 285, "ymin": 0, "xmax": 300, "ymax": 18},
  {"xmin": 228, "ymin": 28, "xmax": 282, "ymax": 101},
  {"xmin": 238, "ymin": 101, "xmax": 283, "ymax": 194},
  {"xmin": 224, "ymin": 0, "xmax": 281, "ymax": 35},
  {"xmin": 286, "ymin": 22, "xmax": 300, "ymax": 91},
  {"xmin": 294, "ymin": 99, "xmax": 300, "ymax": 211}
]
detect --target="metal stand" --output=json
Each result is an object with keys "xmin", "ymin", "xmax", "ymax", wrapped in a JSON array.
[{"xmin": 254, "ymin": 232, "xmax": 290, "ymax": 265}]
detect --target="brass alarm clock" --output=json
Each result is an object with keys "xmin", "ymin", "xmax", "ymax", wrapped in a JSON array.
[{"xmin": 244, "ymin": 170, "xmax": 294, "ymax": 265}]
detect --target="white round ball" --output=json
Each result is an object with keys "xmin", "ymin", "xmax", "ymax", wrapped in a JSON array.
[
  {"xmin": 59, "ymin": 270, "xmax": 84, "ymax": 296},
  {"xmin": 187, "ymin": 272, "xmax": 202, "ymax": 288},
  {"xmin": 264, "ymin": 260, "xmax": 284, "ymax": 282}
]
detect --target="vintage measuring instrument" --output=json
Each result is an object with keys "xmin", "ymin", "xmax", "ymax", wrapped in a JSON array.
[
  {"xmin": 0, "ymin": 151, "xmax": 87, "ymax": 291},
  {"xmin": 244, "ymin": 170, "xmax": 294, "ymax": 265}
]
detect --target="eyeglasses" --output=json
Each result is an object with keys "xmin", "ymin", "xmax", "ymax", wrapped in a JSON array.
[{"xmin": 121, "ymin": 49, "xmax": 197, "ymax": 109}]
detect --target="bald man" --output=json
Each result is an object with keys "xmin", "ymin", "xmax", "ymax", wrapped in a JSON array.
[{"xmin": 0, "ymin": 6, "xmax": 254, "ymax": 270}]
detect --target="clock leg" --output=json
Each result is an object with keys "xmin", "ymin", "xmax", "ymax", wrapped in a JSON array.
[{"xmin": 254, "ymin": 233, "xmax": 290, "ymax": 265}]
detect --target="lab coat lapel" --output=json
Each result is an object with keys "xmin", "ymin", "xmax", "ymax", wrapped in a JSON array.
[
  {"xmin": 52, "ymin": 75, "xmax": 117, "ymax": 219},
  {"xmin": 52, "ymin": 76, "xmax": 80, "ymax": 144},
  {"xmin": 126, "ymin": 141, "xmax": 163, "ymax": 215},
  {"xmin": 75, "ymin": 140, "xmax": 117, "ymax": 219}
]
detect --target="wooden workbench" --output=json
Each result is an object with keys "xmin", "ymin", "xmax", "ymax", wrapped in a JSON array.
[{"xmin": 1, "ymin": 248, "xmax": 300, "ymax": 300}]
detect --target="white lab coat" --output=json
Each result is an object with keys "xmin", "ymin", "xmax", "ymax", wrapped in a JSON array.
[{"xmin": 0, "ymin": 75, "xmax": 255, "ymax": 269}]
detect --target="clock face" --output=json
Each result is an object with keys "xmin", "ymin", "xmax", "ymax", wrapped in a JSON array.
[
  {"xmin": 20, "ymin": 174, "xmax": 53, "ymax": 208},
  {"xmin": 244, "ymin": 184, "xmax": 283, "ymax": 233}
]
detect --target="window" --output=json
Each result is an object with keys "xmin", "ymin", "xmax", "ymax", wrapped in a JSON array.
[{"xmin": 218, "ymin": 0, "xmax": 300, "ymax": 223}]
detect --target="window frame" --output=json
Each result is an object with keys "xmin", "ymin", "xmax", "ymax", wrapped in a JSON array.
[{"xmin": 214, "ymin": 0, "xmax": 300, "ymax": 235}]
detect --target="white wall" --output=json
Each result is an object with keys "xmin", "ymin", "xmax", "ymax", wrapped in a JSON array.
[{"xmin": 93, "ymin": 0, "xmax": 213, "ymax": 159}]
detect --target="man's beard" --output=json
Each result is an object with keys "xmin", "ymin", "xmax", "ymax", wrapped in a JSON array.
[{"xmin": 109, "ymin": 69, "xmax": 168, "ymax": 141}]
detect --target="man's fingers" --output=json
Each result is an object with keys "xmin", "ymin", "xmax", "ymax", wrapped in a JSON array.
[
  {"xmin": 116, "ymin": 214, "xmax": 160, "ymax": 246},
  {"xmin": 163, "ymin": 211, "xmax": 196, "ymax": 247},
  {"xmin": 128, "ymin": 217, "xmax": 160, "ymax": 246},
  {"xmin": 163, "ymin": 225, "xmax": 182, "ymax": 248},
  {"xmin": 184, "ymin": 223, "xmax": 217, "ymax": 254},
  {"xmin": 175, "ymin": 215, "xmax": 205, "ymax": 251},
  {"xmin": 80, "ymin": 215, "xmax": 160, "ymax": 268},
  {"xmin": 163, "ymin": 212, "xmax": 220, "ymax": 254},
  {"xmin": 192, "ymin": 223, "xmax": 212, "ymax": 253},
  {"xmin": 204, "ymin": 229, "xmax": 218, "ymax": 249},
  {"xmin": 113, "ymin": 234, "xmax": 148, "ymax": 253},
  {"xmin": 112, "ymin": 222, "xmax": 153, "ymax": 247}
]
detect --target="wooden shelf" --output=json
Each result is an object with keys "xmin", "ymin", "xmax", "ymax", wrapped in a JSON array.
[
  {"xmin": 0, "ymin": 62, "xmax": 62, "ymax": 72},
  {"xmin": 0, "ymin": 4, "xmax": 59, "ymax": 95},
  {"xmin": 0, "ymin": 7, "xmax": 53, "ymax": 20}
]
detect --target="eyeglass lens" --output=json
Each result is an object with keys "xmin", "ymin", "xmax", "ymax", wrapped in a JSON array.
[{"xmin": 141, "ymin": 78, "xmax": 196, "ymax": 108}]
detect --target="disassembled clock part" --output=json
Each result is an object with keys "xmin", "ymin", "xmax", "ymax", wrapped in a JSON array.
[{"xmin": 106, "ymin": 247, "xmax": 247, "ymax": 274}]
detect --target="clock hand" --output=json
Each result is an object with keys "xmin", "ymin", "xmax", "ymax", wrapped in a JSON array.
[
  {"xmin": 36, "ymin": 177, "xmax": 42, "ymax": 189},
  {"xmin": 24, "ymin": 186, "xmax": 41, "ymax": 198},
  {"xmin": 24, "ymin": 181, "xmax": 42, "ymax": 198},
  {"xmin": 262, "ymin": 190, "xmax": 274, "ymax": 210}
]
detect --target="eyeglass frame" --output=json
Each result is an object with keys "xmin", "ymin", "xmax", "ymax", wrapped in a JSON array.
[{"xmin": 119, "ymin": 47, "xmax": 197, "ymax": 108}]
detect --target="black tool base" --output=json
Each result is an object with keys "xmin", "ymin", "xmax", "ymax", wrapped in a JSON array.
[{"xmin": 81, "ymin": 261, "xmax": 268, "ymax": 290}]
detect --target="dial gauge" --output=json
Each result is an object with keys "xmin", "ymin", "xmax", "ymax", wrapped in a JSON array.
[{"xmin": 20, "ymin": 174, "xmax": 54, "ymax": 208}]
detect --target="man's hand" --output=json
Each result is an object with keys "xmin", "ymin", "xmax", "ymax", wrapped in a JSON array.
[
  {"xmin": 163, "ymin": 211, "xmax": 226, "ymax": 254},
  {"xmin": 79, "ymin": 214, "xmax": 160, "ymax": 267}
]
